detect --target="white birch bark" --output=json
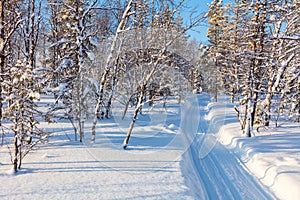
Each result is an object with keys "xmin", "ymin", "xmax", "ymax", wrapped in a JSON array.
[{"xmin": 91, "ymin": 0, "xmax": 134, "ymax": 141}]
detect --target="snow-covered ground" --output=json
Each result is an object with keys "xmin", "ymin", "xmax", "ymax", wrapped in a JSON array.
[
  {"xmin": 217, "ymin": 110, "xmax": 300, "ymax": 199},
  {"xmin": 0, "ymin": 93, "xmax": 299, "ymax": 199},
  {"xmin": 201, "ymin": 95, "xmax": 300, "ymax": 200}
]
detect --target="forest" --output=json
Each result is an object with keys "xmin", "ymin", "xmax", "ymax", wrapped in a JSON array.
[{"xmin": 0, "ymin": 0, "xmax": 299, "ymax": 173}]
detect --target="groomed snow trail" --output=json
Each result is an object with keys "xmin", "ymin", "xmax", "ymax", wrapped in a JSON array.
[{"xmin": 181, "ymin": 94, "xmax": 275, "ymax": 199}]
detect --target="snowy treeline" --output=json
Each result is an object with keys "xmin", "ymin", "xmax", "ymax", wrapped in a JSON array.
[
  {"xmin": 1, "ymin": 0, "xmax": 298, "ymax": 172},
  {"xmin": 0, "ymin": 0, "xmax": 204, "ymax": 171},
  {"xmin": 206, "ymin": 0, "xmax": 300, "ymax": 136}
]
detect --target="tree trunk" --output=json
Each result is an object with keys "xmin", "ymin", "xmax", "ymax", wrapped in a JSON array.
[
  {"xmin": 18, "ymin": 143, "xmax": 22, "ymax": 170},
  {"xmin": 13, "ymin": 134, "xmax": 19, "ymax": 173},
  {"xmin": 245, "ymin": 99, "xmax": 252, "ymax": 137},
  {"xmin": 105, "ymin": 63, "xmax": 119, "ymax": 119},
  {"xmin": 264, "ymin": 92, "xmax": 272, "ymax": 127},
  {"xmin": 123, "ymin": 85, "xmax": 146, "ymax": 149},
  {"xmin": 0, "ymin": 0, "xmax": 4, "ymax": 127},
  {"xmin": 69, "ymin": 119, "xmax": 78, "ymax": 141},
  {"xmin": 79, "ymin": 120, "xmax": 84, "ymax": 142},
  {"xmin": 251, "ymin": 85, "xmax": 259, "ymax": 129},
  {"xmin": 213, "ymin": 71, "xmax": 218, "ymax": 102},
  {"xmin": 213, "ymin": 81, "xmax": 218, "ymax": 102}
]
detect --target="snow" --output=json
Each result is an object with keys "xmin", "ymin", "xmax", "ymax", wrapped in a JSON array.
[
  {"xmin": 212, "ymin": 97, "xmax": 300, "ymax": 200},
  {"xmin": 86, "ymin": 50, "xmax": 95, "ymax": 61},
  {"xmin": 167, "ymin": 123, "xmax": 177, "ymax": 130},
  {"xmin": 0, "ymin": 93, "xmax": 299, "ymax": 199},
  {"xmin": 29, "ymin": 92, "xmax": 40, "ymax": 100}
]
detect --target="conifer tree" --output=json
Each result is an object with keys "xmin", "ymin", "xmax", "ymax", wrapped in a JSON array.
[
  {"xmin": 3, "ymin": 60, "xmax": 44, "ymax": 172},
  {"xmin": 206, "ymin": 0, "xmax": 226, "ymax": 102}
]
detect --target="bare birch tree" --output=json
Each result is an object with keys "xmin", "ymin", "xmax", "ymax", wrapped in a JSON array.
[{"xmin": 91, "ymin": 0, "xmax": 134, "ymax": 141}]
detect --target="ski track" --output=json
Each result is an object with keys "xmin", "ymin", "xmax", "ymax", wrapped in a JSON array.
[{"xmin": 181, "ymin": 96, "xmax": 275, "ymax": 200}]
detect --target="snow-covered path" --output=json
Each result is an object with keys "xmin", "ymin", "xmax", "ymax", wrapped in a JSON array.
[
  {"xmin": 182, "ymin": 140, "xmax": 275, "ymax": 199},
  {"xmin": 180, "ymin": 94, "xmax": 275, "ymax": 199},
  {"xmin": 0, "ymin": 94, "xmax": 276, "ymax": 199}
]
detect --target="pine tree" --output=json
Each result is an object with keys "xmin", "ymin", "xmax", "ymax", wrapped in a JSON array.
[
  {"xmin": 3, "ymin": 60, "xmax": 44, "ymax": 172},
  {"xmin": 0, "ymin": 0, "xmax": 46, "ymax": 172},
  {"xmin": 206, "ymin": 0, "xmax": 226, "ymax": 102}
]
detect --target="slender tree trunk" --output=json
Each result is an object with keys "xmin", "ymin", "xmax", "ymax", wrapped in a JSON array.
[
  {"xmin": 13, "ymin": 134, "xmax": 19, "ymax": 173},
  {"xmin": 91, "ymin": 0, "xmax": 133, "ymax": 141},
  {"xmin": 69, "ymin": 119, "xmax": 77, "ymax": 141},
  {"xmin": 213, "ymin": 59, "xmax": 218, "ymax": 102},
  {"xmin": 79, "ymin": 120, "xmax": 84, "ymax": 142},
  {"xmin": 77, "ymin": 74, "xmax": 84, "ymax": 142},
  {"xmin": 18, "ymin": 143, "xmax": 22, "ymax": 170},
  {"xmin": 0, "ymin": 0, "xmax": 4, "ymax": 127},
  {"xmin": 77, "ymin": 28, "xmax": 84, "ymax": 142},
  {"xmin": 245, "ymin": 99, "xmax": 252, "ymax": 137},
  {"xmin": 105, "ymin": 50, "xmax": 123, "ymax": 118},
  {"xmin": 213, "ymin": 79, "xmax": 218, "ymax": 102},
  {"xmin": 123, "ymin": 85, "xmax": 146, "ymax": 149},
  {"xmin": 251, "ymin": 87, "xmax": 259, "ymax": 128},
  {"xmin": 29, "ymin": 0, "xmax": 35, "ymax": 68},
  {"xmin": 264, "ymin": 90, "xmax": 272, "ymax": 127}
]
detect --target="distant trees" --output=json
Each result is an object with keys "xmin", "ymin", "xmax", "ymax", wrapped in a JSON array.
[
  {"xmin": 206, "ymin": 0, "xmax": 300, "ymax": 136},
  {"xmin": 90, "ymin": 0, "xmax": 204, "ymax": 147}
]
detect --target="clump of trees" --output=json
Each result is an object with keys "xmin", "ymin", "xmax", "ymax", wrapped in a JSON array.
[
  {"xmin": 1, "ymin": 0, "xmax": 47, "ymax": 173},
  {"xmin": 0, "ymin": 0, "xmax": 204, "ymax": 172},
  {"xmin": 206, "ymin": 0, "xmax": 300, "ymax": 136}
]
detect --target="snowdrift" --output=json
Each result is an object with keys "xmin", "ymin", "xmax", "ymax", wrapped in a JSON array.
[{"xmin": 206, "ymin": 100, "xmax": 300, "ymax": 200}]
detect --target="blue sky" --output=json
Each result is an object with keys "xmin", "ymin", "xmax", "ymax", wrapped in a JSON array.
[{"xmin": 181, "ymin": 0, "xmax": 213, "ymax": 43}]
